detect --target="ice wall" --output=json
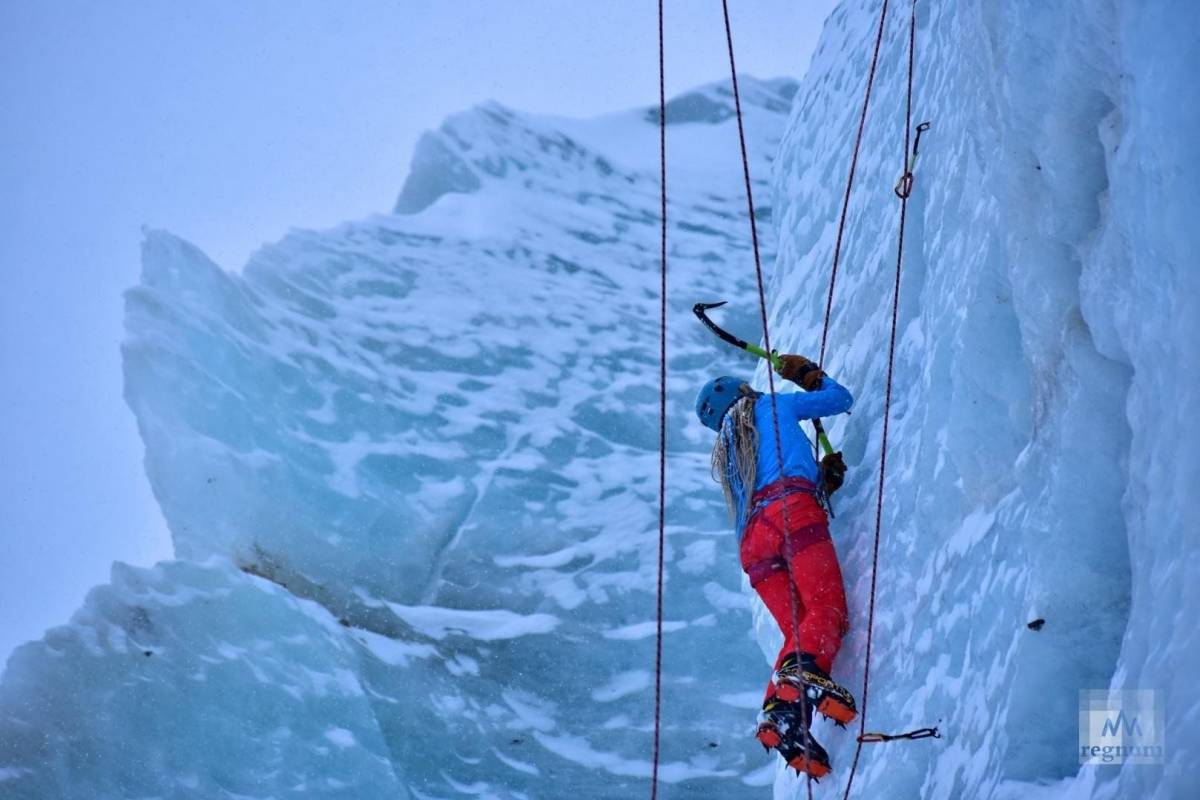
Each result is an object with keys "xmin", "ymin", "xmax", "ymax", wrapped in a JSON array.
[
  {"xmin": 762, "ymin": 0, "xmax": 1198, "ymax": 798},
  {"xmin": 1, "ymin": 1, "xmax": 1196, "ymax": 797},
  {"xmin": 0, "ymin": 559, "xmax": 406, "ymax": 798},
  {"xmin": 1, "ymin": 80, "xmax": 810, "ymax": 799}
]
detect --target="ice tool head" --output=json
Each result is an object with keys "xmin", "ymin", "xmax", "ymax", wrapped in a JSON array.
[{"xmin": 695, "ymin": 376, "xmax": 750, "ymax": 432}]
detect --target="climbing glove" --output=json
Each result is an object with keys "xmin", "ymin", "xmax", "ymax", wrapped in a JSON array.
[
  {"xmin": 820, "ymin": 452, "xmax": 847, "ymax": 494},
  {"xmin": 776, "ymin": 354, "xmax": 825, "ymax": 391}
]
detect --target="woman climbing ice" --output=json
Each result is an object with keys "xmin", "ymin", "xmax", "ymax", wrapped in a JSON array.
[{"xmin": 694, "ymin": 354, "xmax": 858, "ymax": 778}]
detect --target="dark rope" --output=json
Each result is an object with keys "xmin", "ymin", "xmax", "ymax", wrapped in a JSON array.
[
  {"xmin": 718, "ymin": 3, "xmax": 814, "ymax": 797},
  {"xmin": 841, "ymin": 1, "xmax": 919, "ymax": 797},
  {"xmin": 650, "ymin": 0, "xmax": 667, "ymax": 795},
  {"xmin": 817, "ymin": 0, "xmax": 892, "ymax": 370}
]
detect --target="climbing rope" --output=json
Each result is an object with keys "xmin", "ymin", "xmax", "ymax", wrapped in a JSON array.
[
  {"xmin": 655, "ymin": 0, "xmax": 931, "ymax": 795},
  {"xmin": 840, "ymin": 1, "xmax": 922, "ymax": 797},
  {"xmin": 718, "ymin": 1, "xmax": 816, "ymax": 797},
  {"xmin": 817, "ymin": 0, "xmax": 893, "ymax": 370},
  {"xmin": 719, "ymin": 0, "xmax": 918, "ymax": 792},
  {"xmin": 650, "ymin": 0, "xmax": 667, "ymax": 796}
]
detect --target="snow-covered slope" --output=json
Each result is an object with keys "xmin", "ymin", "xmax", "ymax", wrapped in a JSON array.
[
  {"xmin": 0, "ymin": 79, "xmax": 803, "ymax": 798},
  {"xmin": 2, "ymin": 1, "xmax": 1197, "ymax": 798}
]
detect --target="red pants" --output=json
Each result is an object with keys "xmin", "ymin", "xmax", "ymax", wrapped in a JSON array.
[{"xmin": 739, "ymin": 490, "xmax": 849, "ymax": 700}]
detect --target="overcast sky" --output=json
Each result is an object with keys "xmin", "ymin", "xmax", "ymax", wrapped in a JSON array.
[{"xmin": 0, "ymin": 0, "xmax": 837, "ymax": 665}]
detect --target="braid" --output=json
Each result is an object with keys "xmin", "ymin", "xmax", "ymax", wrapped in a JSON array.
[{"xmin": 710, "ymin": 395, "xmax": 760, "ymax": 524}]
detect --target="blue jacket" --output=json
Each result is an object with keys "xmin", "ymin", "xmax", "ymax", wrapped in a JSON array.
[{"xmin": 719, "ymin": 376, "xmax": 854, "ymax": 539}]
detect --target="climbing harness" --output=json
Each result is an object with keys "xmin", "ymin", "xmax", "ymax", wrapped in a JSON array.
[
  {"xmin": 746, "ymin": 476, "xmax": 821, "ymax": 522},
  {"xmin": 742, "ymin": 477, "xmax": 830, "ymax": 582}
]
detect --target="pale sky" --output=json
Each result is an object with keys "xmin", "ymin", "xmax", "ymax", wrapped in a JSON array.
[{"xmin": 0, "ymin": 0, "xmax": 837, "ymax": 665}]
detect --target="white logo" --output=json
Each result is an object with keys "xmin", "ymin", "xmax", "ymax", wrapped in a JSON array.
[{"xmin": 1079, "ymin": 689, "xmax": 1164, "ymax": 765}]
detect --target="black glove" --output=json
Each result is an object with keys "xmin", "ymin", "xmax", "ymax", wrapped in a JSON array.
[
  {"xmin": 776, "ymin": 354, "xmax": 824, "ymax": 391},
  {"xmin": 820, "ymin": 452, "xmax": 847, "ymax": 494}
]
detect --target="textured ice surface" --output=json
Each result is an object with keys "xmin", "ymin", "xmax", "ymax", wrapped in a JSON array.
[
  {"xmin": 1, "ymin": 78, "xmax": 802, "ymax": 799},
  {"xmin": 762, "ymin": 0, "xmax": 1198, "ymax": 798},
  {"xmin": 0, "ymin": 558, "xmax": 405, "ymax": 798},
  {"xmin": 3, "ymin": 0, "xmax": 1198, "ymax": 797}
]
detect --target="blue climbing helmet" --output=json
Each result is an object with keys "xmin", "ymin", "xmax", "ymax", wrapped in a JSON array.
[{"xmin": 695, "ymin": 376, "xmax": 751, "ymax": 432}]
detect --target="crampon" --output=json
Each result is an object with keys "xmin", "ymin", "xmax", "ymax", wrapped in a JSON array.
[
  {"xmin": 773, "ymin": 653, "xmax": 857, "ymax": 726},
  {"xmin": 755, "ymin": 697, "xmax": 832, "ymax": 779}
]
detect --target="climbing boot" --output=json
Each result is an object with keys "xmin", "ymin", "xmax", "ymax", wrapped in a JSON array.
[
  {"xmin": 755, "ymin": 696, "xmax": 831, "ymax": 779},
  {"xmin": 781, "ymin": 735, "xmax": 832, "ymax": 780},
  {"xmin": 772, "ymin": 652, "xmax": 857, "ymax": 725}
]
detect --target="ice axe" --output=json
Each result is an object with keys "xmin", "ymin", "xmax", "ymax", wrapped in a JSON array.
[
  {"xmin": 692, "ymin": 301, "xmax": 836, "ymax": 458},
  {"xmin": 693, "ymin": 301, "xmax": 783, "ymax": 370}
]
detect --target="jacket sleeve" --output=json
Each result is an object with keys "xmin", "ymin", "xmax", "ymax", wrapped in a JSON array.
[{"xmin": 773, "ymin": 376, "xmax": 854, "ymax": 422}]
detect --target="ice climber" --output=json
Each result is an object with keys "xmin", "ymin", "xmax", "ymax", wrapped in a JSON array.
[{"xmin": 695, "ymin": 354, "xmax": 857, "ymax": 779}]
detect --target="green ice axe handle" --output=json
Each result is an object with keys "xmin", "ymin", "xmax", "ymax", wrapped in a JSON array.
[
  {"xmin": 746, "ymin": 343, "xmax": 782, "ymax": 370},
  {"xmin": 692, "ymin": 301, "xmax": 833, "ymax": 456},
  {"xmin": 812, "ymin": 419, "xmax": 835, "ymax": 456}
]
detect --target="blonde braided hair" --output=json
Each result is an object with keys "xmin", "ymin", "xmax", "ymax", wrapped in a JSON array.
[{"xmin": 710, "ymin": 392, "xmax": 759, "ymax": 525}]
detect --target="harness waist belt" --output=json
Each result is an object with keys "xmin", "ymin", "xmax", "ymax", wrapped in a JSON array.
[{"xmin": 746, "ymin": 476, "xmax": 818, "ymax": 527}]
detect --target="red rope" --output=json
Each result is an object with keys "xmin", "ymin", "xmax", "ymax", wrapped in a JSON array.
[
  {"xmin": 718, "ymin": 4, "xmax": 814, "ymax": 798},
  {"xmin": 650, "ymin": 1, "xmax": 667, "ymax": 795},
  {"xmin": 818, "ymin": 0, "xmax": 892, "ymax": 369},
  {"xmin": 841, "ymin": 2, "xmax": 918, "ymax": 797}
]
